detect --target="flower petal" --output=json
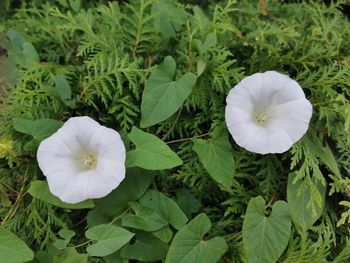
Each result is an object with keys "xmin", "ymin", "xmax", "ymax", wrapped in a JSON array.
[
  {"xmin": 266, "ymin": 124, "xmax": 294, "ymax": 153},
  {"xmin": 242, "ymin": 126, "xmax": 270, "ymax": 154},
  {"xmin": 37, "ymin": 135, "xmax": 73, "ymax": 156},
  {"xmin": 227, "ymin": 122, "xmax": 269, "ymax": 154},
  {"xmin": 263, "ymin": 71, "xmax": 290, "ymax": 93},
  {"xmin": 271, "ymin": 99, "xmax": 313, "ymax": 123},
  {"xmin": 87, "ymin": 160, "xmax": 125, "ymax": 199},
  {"xmin": 96, "ymin": 158, "xmax": 125, "ymax": 184},
  {"xmin": 98, "ymin": 140, "xmax": 126, "ymax": 164},
  {"xmin": 89, "ymin": 126, "xmax": 124, "ymax": 153},
  {"xmin": 225, "ymin": 105, "xmax": 252, "ymax": 128},
  {"xmin": 270, "ymin": 79, "xmax": 306, "ymax": 106},
  {"xmin": 45, "ymin": 169, "xmax": 83, "ymax": 203},
  {"xmin": 56, "ymin": 116, "xmax": 101, "ymax": 151},
  {"xmin": 226, "ymin": 85, "xmax": 254, "ymax": 113},
  {"xmin": 55, "ymin": 173, "xmax": 88, "ymax": 204},
  {"xmin": 269, "ymin": 99, "xmax": 312, "ymax": 143},
  {"xmin": 238, "ymin": 72, "xmax": 264, "ymax": 104},
  {"xmin": 37, "ymin": 151, "xmax": 79, "ymax": 176}
]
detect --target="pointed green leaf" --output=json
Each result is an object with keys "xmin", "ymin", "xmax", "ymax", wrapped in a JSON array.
[
  {"xmin": 121, "ymin": 232, "xmax": 169, "ymax": 261},
  {"xmin": 153, "ymin": 226, "xmax": 173, "ymax": 243},
  {"xmin": 58, "ymin": 229, "xmax": 75, "ymax": 240},
  {"xmin": 151, "ymin": 0, "xmax": 188, "ymax": 39},
  {"xmin": 103, "ymin": 252, "xmax": 127, "ymax": 263},
  {"xmin": 87, "ymin": 168, "xmax": 153, "ymax": 226},
  {"xmin": 287, "ymin": 174, "xmax": 326, "ymax": 230},
  {"xmin": 197, "ymin": 60, "xmax": 206, "ymax": 76},
  {"xmin": 53, "ymin": 229, "xmax": 75, "ymax": 250},
  {"xmin": 57, "ymin": 0, "xmax": 69, "ymax": 8},
  {"xmin": 0, "ymin": 229, "xmax": 34, "ymax": 263},
  {"xmin": 69, "ymin": 0, "xmax": 81, "ymax": 12},
  {"xmin": 22, "ymin": 42, "xmax": 39, "ymax": 63},
  {"xmin": 242, "ymin": 196, "xmax": 291, "ymax": 263},
  {"xmin": 121, "ymin": 202, "xmax": 168, "ymax": 232},
  {"xmin": 86, "ymin": 225, "xmax": 134, "ymax": 257},
  {"xmin": 202, "ymin": 33, "xmax": 217, "ymax": 52},
  {"xmin": 126, "ymin": 127, "xmax": 182, "ymax": 170},
  {"xmin": 176, "ymin": 189, "xmax": 201, "ymax": 218},
  {"xmin": 193, "ymin": 127, "xmax": 235, "ymax": 189},
  {"xmin": 55, "ymin": 74, "xmax": 72, "ymax": 101},
  {"xmin": 139, "ymin": 190, "xmax": 188, "ymax": 230},
  {"xmin": 13, "ymin": 118, "xmax": 63, "ymax": 140},
  {"xmin": 165, "ymin": 213, "xmax": 227, "ymax": 263},
  {"xmin": 306, "ymin": 134, "xmax": 341, "ymax": 177},
  {"xmin": 55, "ymin": 248, "xmax": 88, "ymax": 263},
  {"xmin": 140, "ymin": 56, "xmax": 197, "ymax": 127},
  {"xmin": 7, "ymin": 29, "xmax": 25, "ymax": 53},
  {"xmin": 28, "ymin": 181, "xmax": 94, "ymax": 209}
]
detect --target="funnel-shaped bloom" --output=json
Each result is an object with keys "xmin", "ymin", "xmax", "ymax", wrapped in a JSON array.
[
  {"xmin": 37, "ymin": 116, "xmax": 126, "ymax": 203},
  {"xmin": 225, "ymin": 71, "xmax": 312, "ymax": 154}
]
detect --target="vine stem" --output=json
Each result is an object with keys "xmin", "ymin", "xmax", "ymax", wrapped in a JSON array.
[
  {"xmin": 312, "ymin": 100, "xmax": 348, "ymax": 107},
  {"xmin": 162, "ymin": 107, "xmax": 182, "ymax": 140},
  {"xmin": 74, "ymin": 240, "xmax": 91, "ymax": 248},
  {"xmin": 224, "ymin": 231, "xmax": 241, "ymax": 242},
  {"xmin": 0, "ymin": 174, "xmax": 28, "ymax": 227},
  {"xmin": 109, "ymin": 208, "xmax": 130, "ymax": 225},
  {"xmin": 0, "ymin": 181, "xmax": 19, "ymax": 194},
  {"xmin": 265, "ymin": 192, "xmax": 277, "ymax": 209},
  {"xmin": 73, "ymin": 209, "xmax": 130, "ymax": 249},
  {"xmin": 165, "ymin": 132, "xmax": 210, "ymax": 144}
]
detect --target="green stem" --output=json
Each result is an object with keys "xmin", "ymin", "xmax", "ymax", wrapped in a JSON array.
[{"xmin": 165, "ymin": 132, "xmax": 210, "ymax": 144}]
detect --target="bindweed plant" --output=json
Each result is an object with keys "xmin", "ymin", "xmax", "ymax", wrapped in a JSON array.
[{"xmin": 0, "ymin": 0, "xmax": 350, "ymax": 262}]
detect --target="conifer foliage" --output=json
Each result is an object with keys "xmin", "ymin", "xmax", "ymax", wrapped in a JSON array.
[{"xmin": 0, "ymin": 0, "xmax": 350, "ymax": 262}]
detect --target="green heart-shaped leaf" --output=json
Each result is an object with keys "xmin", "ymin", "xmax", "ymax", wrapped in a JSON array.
[
  {"xmin": 140, "ymin": 56, "xmax": 197, "ymax": 127},
  {"xmin": 0, "ymin": 229, "xmax": 34, "ymax": 263},
  {"xmin": 193, "ymin": 127, "xmax": 235, "ymax": 190},
  {"xmin": 28, "ymin": 181, "xmax": 94, "ymax": 209},
  {"xmin": 86, "ymin": 224, "xmax": 134, "ymax": 257},
  {"xmin": 121, "ymin": 232, "xmax": 169, "ymax": 261},
  {"xmin": 126, "ymin": 127, "xmax": 182, "ymax": 170},
  {"xmin": 243, "ymin": 196, "xmax": 291, "ymax": 263},
  {"xmin": 139, "ymin": 190, "xmax": 188, "ymax": 230},
  {"xmin": 165, "ymin": 213, "xmax": 227, "ymax": 263},
  {"xmin": 287, "ymin": 174, "xmax": 326, "ymax": 231}
]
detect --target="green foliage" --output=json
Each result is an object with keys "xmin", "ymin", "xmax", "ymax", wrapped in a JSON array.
[
  {"xmin": 139, "ymin": 190, "xmax": 188, "ymax": 230},
  {"xmin": 13, "ymin": 118, "xmax": 63, "ymax": 150},
  {"xmin": 121, "ymin": 232, "xmax": 169, "ymax": 261},
  {"xmin": 192, "ymin": 126, "xmax": 235, "ymax": 190},
  {"xmin": 28, "ymin": 181, "xmax": 94, "ymax": 209},
  {"xmin": 87, "ymin": 168, "xmax": 153, "ymax": 226},
  {"xmin": 126, "ymin": 126, "xmax": 183, "ymax": 170},
  {"xmin": 287, "ymin": 174, "xmax": 326, "ymax": 231},
  {"xmin": 121, "ymin": 202, "xmax": 168, "ymax": 232},
  {"xmin": 0, "ymin": 229, "xmax": 34, "ymax": 263},
  {"xmin": 85, "ymin": 224, "xmax": 134, "ymax": 257},
  {"xmin": 242, "ymin": 196, "xmax": 291, "ymax": 263},
  {"xmin": 0, "ymin": 0, "xmax": 349, "ymax": 262},
  {"xmin": 141, "ymin": 56, "xmax": 197, "ymax": 127},
  {"xmin": 54, "ymin": 73, "xmax": 72, "ymax": 104},
  {"xmin": 53, "ymin": 229, "xmax": 75, "ymax": 250},
  {"xmin": 165, "ymin": 213, "xmax": 227, "ymax": 263}
]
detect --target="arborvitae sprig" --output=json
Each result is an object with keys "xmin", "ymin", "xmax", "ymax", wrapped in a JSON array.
[{"xmin": 0, "ymin": 0, "xmax": 349, "ymax": 261}]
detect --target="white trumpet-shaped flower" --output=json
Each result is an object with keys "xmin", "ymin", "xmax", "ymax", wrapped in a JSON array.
[
  {"xmin": 37, "ymin": 116, "xmax": 126, "ymax": 204},
  {"xmin": 225, "ymin": 71, "xmax": 312, "ymax": 154}
]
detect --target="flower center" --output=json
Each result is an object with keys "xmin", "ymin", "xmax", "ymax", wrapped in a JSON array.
[
  {"xmin": 81, "ymin": 153, "xmax": 97, "ymax": 169},
  {"xmin": 254, "ymin": 111, "xmax": 268, "ymax": 125}
]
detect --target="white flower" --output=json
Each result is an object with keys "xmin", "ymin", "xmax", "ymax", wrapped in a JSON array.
[
  {"xmin": 37, "ymin": 116, "xmax": 126, "ymax": 204},
  {"xmin": 225, "ymin": 71, "xmax": 312, "ymax": 154}
]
